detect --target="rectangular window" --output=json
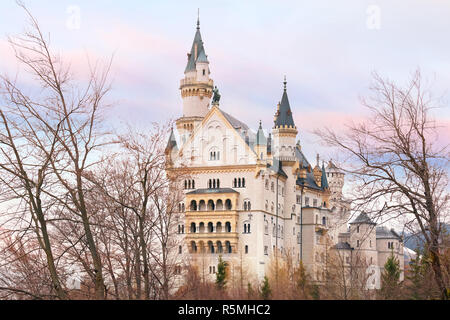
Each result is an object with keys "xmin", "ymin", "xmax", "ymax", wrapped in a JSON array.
[
  {"xmin": 305, "ymin": 197, "xmax": 310, "ymax": 206},
  {"xmin": 313, "ymin": 199, "xmax": 318, "ymax": 207},
  {"xmin": 264, "ymin": 246, "xmax": 268, "ymax": 255}
]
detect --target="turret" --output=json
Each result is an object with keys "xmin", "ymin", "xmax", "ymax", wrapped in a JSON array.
[
  {"xmin": 177, "ymin": 15, "xmax": 214, "ymax": 145},
  {"xmin": 313, "ymin": 154, "xmax": 322, "ymax": 188},
  {"xmin": 272, "ymin": 77, "xmax": 298, "ymax": 162},
  {"xmin": 255, "ymin": 121, "xmax": 267, "ymax": 160},
  {"xmin": 326, "ymin": 160, "xmax": 345, "ymax": 200}
]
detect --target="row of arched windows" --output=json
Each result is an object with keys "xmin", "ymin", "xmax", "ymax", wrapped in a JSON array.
[
  {"xmin": 208, "ymin": 179, "xmax": 220, "ymax": 189},
  {"xmin": 243, "ymin": 200, "xmax": 251, "ymax": 211},
  {"xmin": 190, "ymin": 241, "xmax": 233, "ymax": 254},
  {"xmin": 190, "ymin": 222, "xmax": 232, "ymax": 233},
  {"xmin": 243, "ymin": 223, "xmax": 251, "ymax": 234},
  {"xmin": 210, "ymin": 151, "xmax": 220, "ymax": 161},
  {"xmin": 233, "ymin": 178, "xmax": 246, "ymax": 188},
  {"xmin": 190, "ymin": 199, "xmax": 232, "ymax": 211},
  {"xmin": 184, "ymin": 180, "xmax": 195, "ymax": 190}
]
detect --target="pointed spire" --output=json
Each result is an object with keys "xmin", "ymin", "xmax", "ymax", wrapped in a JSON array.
[
  {"xmin": 316, "ymin": 153, "xmax": 320, "ymax": 167},
  {"xmin": 185, "ymin": 13, "xmax": 208, "ymax": 73},
  {"xmin": 256, "ymin": 121, "xmax": 267, "ymax": 146},
  {"xmin": 197, "ymin": 8, "xmax": 200, "ymax": 30},
  {"xmin": 166, "ymin": 127, "xmax": 178, "ymax": 151},
  {"xmin": 274, "ymin": 77, "xmax": 296, "ymax": 129},
  {"xmin": 321, "ymin": 162, "xmax": 329, "ymax": 190}
]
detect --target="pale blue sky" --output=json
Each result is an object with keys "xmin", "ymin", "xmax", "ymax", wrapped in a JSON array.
[{"xmin": 0, "ymin": 0, "xmax": 449, "ymax": 161}]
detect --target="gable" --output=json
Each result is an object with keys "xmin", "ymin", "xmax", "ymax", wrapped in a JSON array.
[{"xmin": 174, "ymin": 107, "xmax": 258, "ymax": 167}]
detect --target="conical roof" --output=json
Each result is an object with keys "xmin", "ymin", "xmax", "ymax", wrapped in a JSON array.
[
  {"xmin": 185, "ymin": 20, "xmax": 208, "ymax": 73},
  {"xmin": 321, "ymin": 163, "xmax": 329, "ymax": 189},
  {"xmin": 274, "ymin": 79, "xmax": 295, "ymax": 128},
  {"xmin": 350, "ymin": 212, "xmax": 376, "ymax": 225},
  {"xmin": 256, "ymin": 121, "xmax": 267, "ymax": 145}
]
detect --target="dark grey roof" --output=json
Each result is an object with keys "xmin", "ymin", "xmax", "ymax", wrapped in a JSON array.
[
  {"xmin": 185, "ymin": 22, "xmax": 208, "ymax": 73},
  {"xmin": 327, "ymin": 160, "xmax": 338, "ymax": 170},
  {"xmin": 295, "ymin": 146, "xmax": 311, "ymax": 169},
  {"xmin": 186, "ymin": 188, "xmax": 238, "ymax": 195},
  {"xmin": 333, "ymin": 242, "xmax": 353, "ymax": 250},
  {"xmin": 267, "ymin": 134, "xmax": 272, "ymax": 154},
  {"xmin": 274, "ymin": 82, "xmax": 295, "ymax": 128},
  {"xmin": 350, "ymin": 212, "xmax": 377, "ymax": 225},
  {"xmin": 221, "ymin": 110, "xmax": 249, "ymax": 131},
  {"xmin": 166, "ymin": 128, "xmax": 177, "ymax": 151},
  {"xmin": 321, "ymin": 163, "xmax": 329, "ymax": 189},
  {"xmin": 268, "ymin": 158, "xmax": 288, "ymax": 178},
  {"xmin": 376, "ymin": 226, "xmax": 403, "ymax": 241}
]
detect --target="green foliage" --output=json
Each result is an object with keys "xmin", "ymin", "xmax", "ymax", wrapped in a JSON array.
[
  {"xmin": 380, "ymin": 252, "xmax": 401, "ymax": 299},
  {"xmin": 310, "ymin": 284, "xmax": 320, "ymax": 300},
  {"xmin": 215, "ymin": 255, "xmax": 227, "ymax": 290},
  {"xmin": 260, "ymin": 276, "xmax": 271, "ymax": 300}
]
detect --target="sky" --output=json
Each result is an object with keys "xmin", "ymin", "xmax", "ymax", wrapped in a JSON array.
[{"xmin": 0, "ymin": 0, "xmax": 449, "ymax": 163}]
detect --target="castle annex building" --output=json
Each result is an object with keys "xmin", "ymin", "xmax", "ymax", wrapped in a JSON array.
[{"xmin": 165, "ymin": 18, "xmax": 404, "ymax": 288}]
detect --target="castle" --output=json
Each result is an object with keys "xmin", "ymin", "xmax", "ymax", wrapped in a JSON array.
[{"xmin": 165, "ymin": 17, "xmax": 404, "ymax": 289}]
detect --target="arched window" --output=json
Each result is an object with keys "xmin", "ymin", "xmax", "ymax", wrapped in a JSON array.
[
  {"xmin": 244, "ymin": 224, "xmax": 247, "ymax": 233},
  {"xmin": 322, "ymin": 217, "xmax": 326, "ymax": 226},
  {"xmin": 244, "ymin": 202, "xmax": 248, "ymax": 211},
  {"xmin": 225, "ymin": 241, "xmax": 232, "ymax": 254},
  {"xmin": 245, "ymin": 245, "xmax": 249, "ymax": 254},
  {"xmin": 225, "ymin": 222, "xmax": 232, "ymax": 233},
  {"xmin": 184, "ymin": 180, "xmax": 187, "ymax": 189},
  {"xmin": 238, "ymin": 178, "xmax": 241, "ymax": 188},
  {"xmin": 188, "ymin": 180, "xmax": 191, "ymax": 189},
  {"xmin": 242, "ymin": 178, "xmax": 246, "ymax": 188},
  {"xmin": 190, "ymin": 200, "xmax": 197, "ymax": 211},
  {"xmin": 192, "ymin": 180, "xmax": 195, "ymax": 189},
  {"xmin": 225, "ymin": 199, "xmax": 232, "ymax": 210},
  {"xmin": 190, "ymin": 223, "xmax": 197, "ymax": 233},
  {"xmin": 248, "ymin": 224, "xmax": 251, "ymax": 233},
  {"xmin": 217, "ymin": 179, "xmax": 220, "ymax": 189},
  {"xmin": 217, "ymin": 241, "xmax": 223, "ymax": 253}
]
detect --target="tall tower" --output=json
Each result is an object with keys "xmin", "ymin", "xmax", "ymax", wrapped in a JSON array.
[
  {"xmin": 272, "ymin": 77, "xmax": 298, "ymax": 162},
  {"xmin": 326, "ymin": 160, "xmax": 345, "ymax": 201},
  {"xmin": 177, "ymin": 15, "xmax": 214, "ymax": 145}
]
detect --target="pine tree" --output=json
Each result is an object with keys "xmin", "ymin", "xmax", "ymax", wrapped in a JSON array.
[
  {"xmin": 260, "ymin": 276, "xmax": 271, "ymax": 300},
  {"xmin": 380, "ymin": 252, "xmax": 401, "ymax": 299},
  {"xmin": 216, "ymin": 255, "xmax": 227, "ymax": 290}
]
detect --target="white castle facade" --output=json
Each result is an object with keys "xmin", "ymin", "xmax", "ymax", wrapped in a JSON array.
[{"xmin": 166, "ymin": 18, "xmax": 404, "ymax": 289}]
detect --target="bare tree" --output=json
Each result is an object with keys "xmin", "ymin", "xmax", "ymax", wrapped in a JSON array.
[
  {"xmin": 315, "ymin": 70, "xmax": 450, "ymax": 299},
  {"xmin": 0, "ymin": 2, "xmax": 112, "ymax": 299}
]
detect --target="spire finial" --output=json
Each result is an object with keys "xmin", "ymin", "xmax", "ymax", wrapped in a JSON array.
[
  {"xmin": 283, "ymin": 75, "xmax": 287, "ymax": 92},
  {"xmin": 197, "ymin": 9, "xmax": 200, "ymax": 29}
]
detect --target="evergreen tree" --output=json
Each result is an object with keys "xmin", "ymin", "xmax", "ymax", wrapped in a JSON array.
[
  {"xmin": 260, "ymin": 276, "xmax": 271, "ymax": 300},
  {"xmin": 216, "ymin": 255, "xmax": 227, "ymax": 290},
  {"xmin": 295, "ymin": 260, "xmax": 310, "ymax": 298},
  {"xmin": 380, "ymin": 252, "xmax": 401, "ymax": 299}
]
